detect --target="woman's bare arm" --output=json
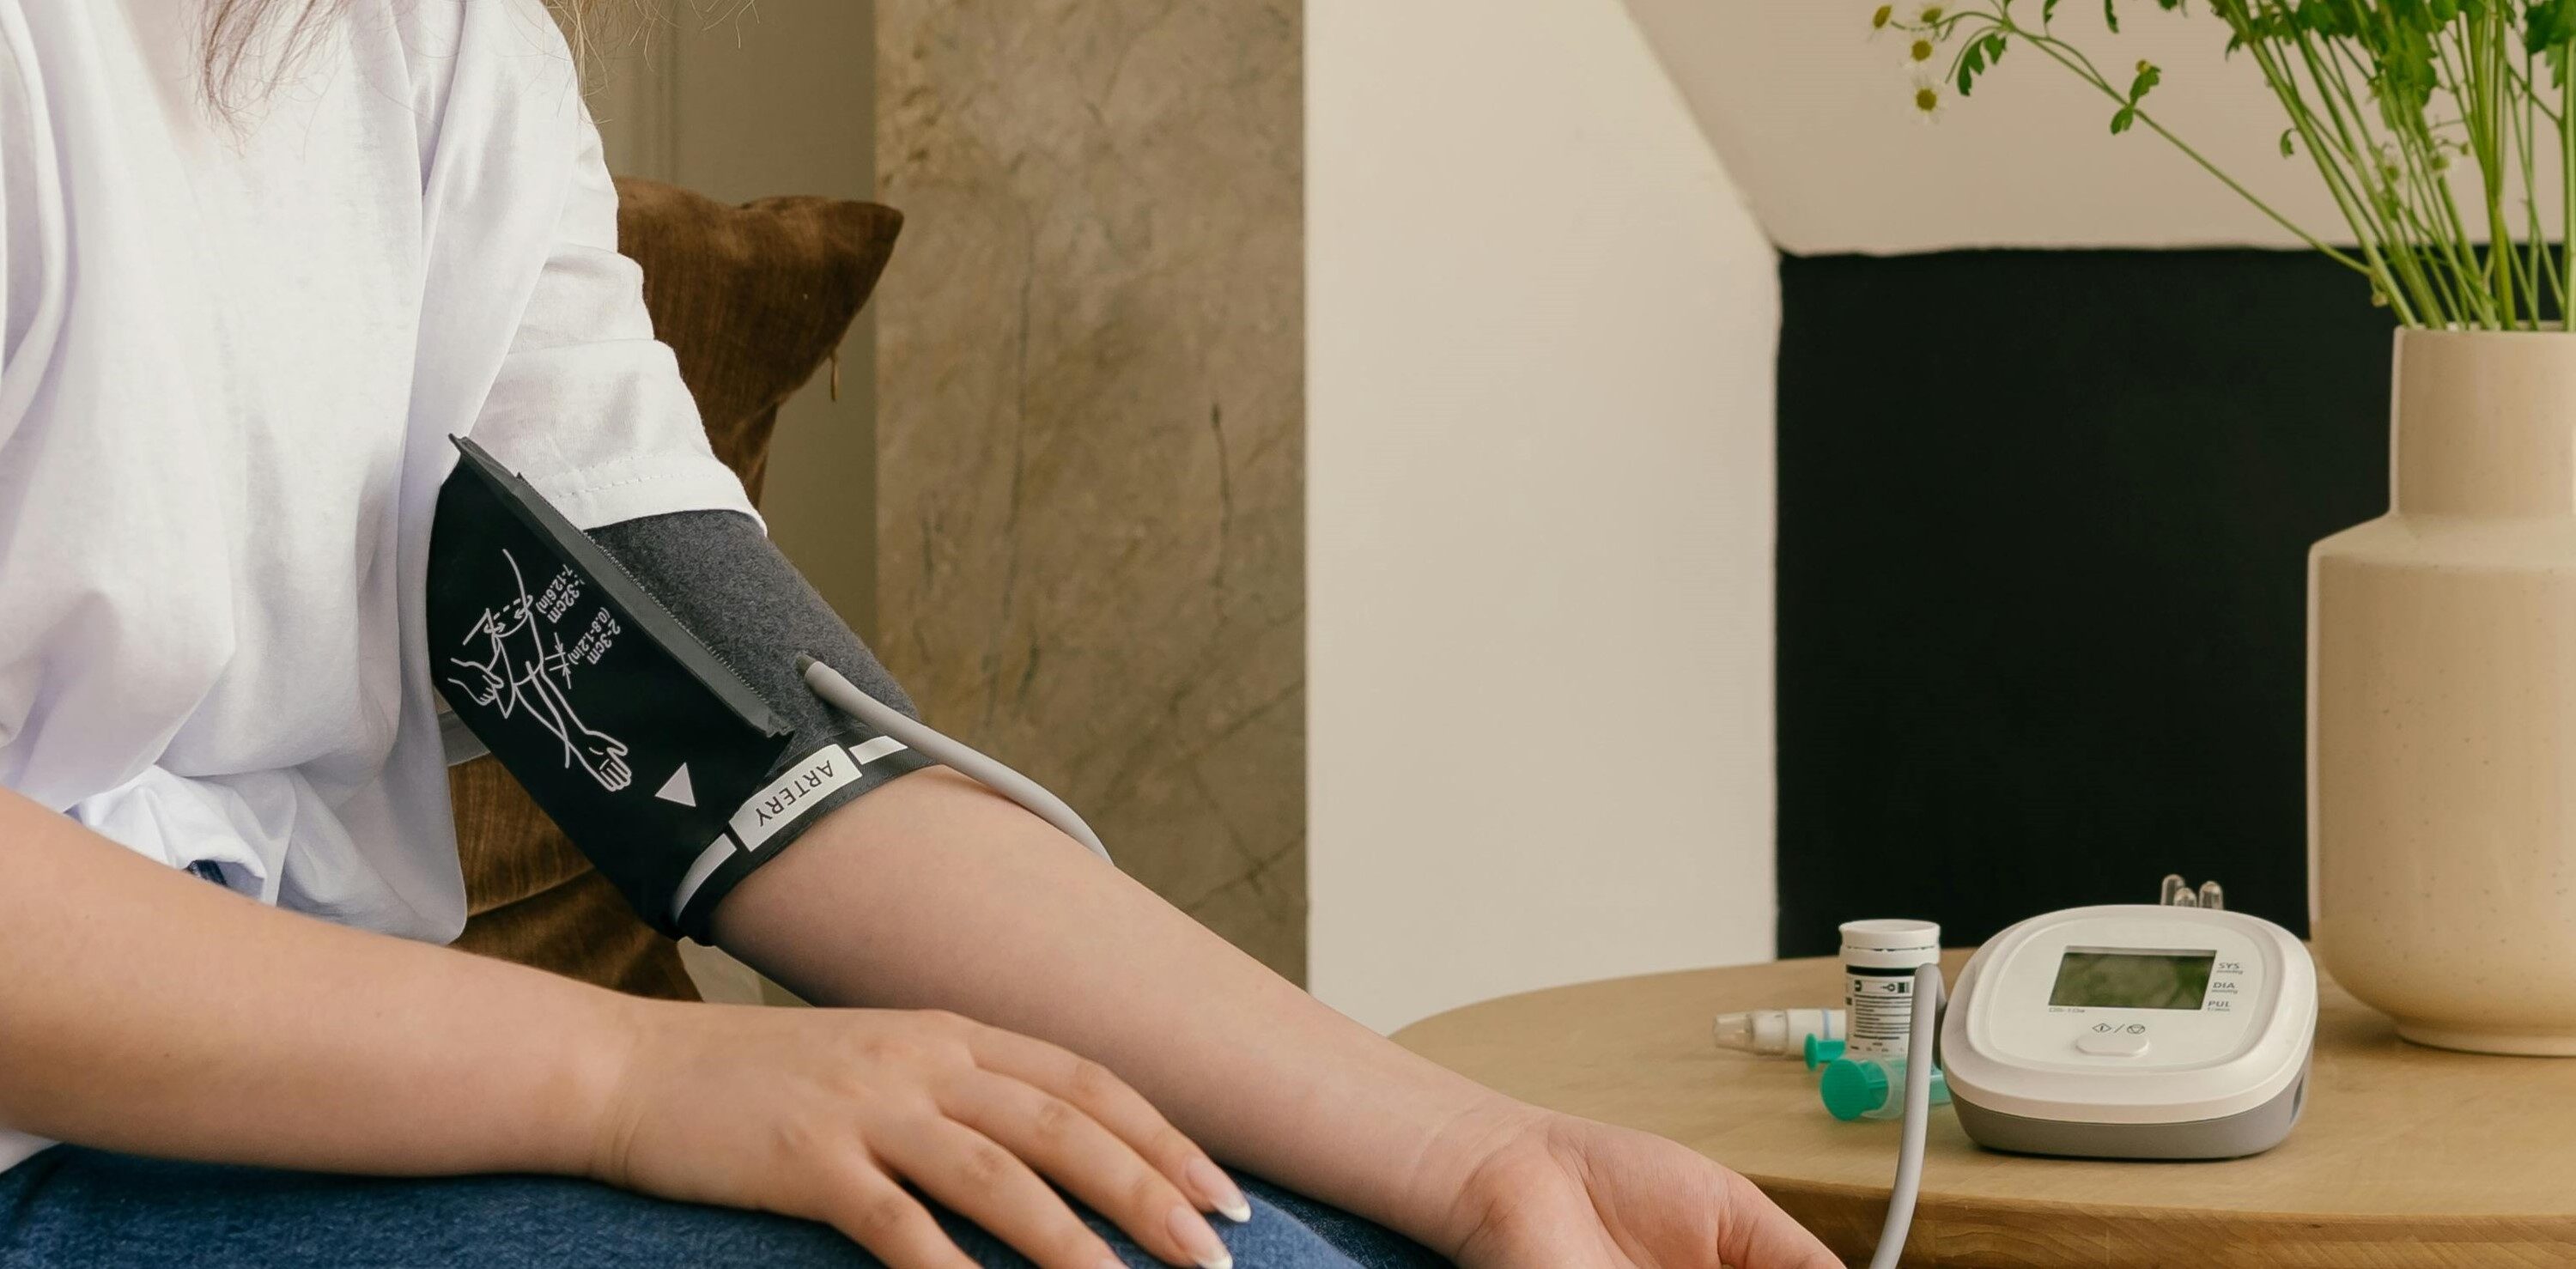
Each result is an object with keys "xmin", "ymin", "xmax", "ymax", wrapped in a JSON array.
[
  {"xmin": 715, "ymin": 772, "xmax": 1844, "ymax": 1268},
  {"xmin": 0, "ymin": 785, "xmax": 625, "ymax": 1175},
  {"xmin": 0, "ymin": 785, "xmax": 1250, "ymax": 1268},
  {"xmin": 712, "ymin": 768, "xmax": 1515, "ymax": 1254}
]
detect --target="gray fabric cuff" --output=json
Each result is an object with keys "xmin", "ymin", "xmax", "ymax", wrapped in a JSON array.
[{"xmin": 587, "ymin": 508, "xmax": 933, "ymax": 933}]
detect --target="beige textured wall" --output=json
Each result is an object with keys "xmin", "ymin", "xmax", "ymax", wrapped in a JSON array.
[{"xmin": 874, "ymin": 3, "xmax": 1307, "ymax": 977}]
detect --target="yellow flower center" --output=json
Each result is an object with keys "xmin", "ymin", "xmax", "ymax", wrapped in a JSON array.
[
  {"xmin": 1919, "ymin": 4, "xmax": 1945, "ymax": 21},
  {"xmin": 1911, "ymin": 39, "xmax": 1934, "ymax": 62},
  {"xmin": 1872, "ymin": 4, "xmax": 1893, "ymax": 28},
  {"xmin": 1915, "ymin": 87, "xmax": 1940, "ymax": 112}
]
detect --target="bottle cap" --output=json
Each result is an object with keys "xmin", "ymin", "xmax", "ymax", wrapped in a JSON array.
[
  {"xmin": 1820, "ymin": 1057, "xmax": 1889, "ymax": 1121},
  {"xmin": 1711, "ymin": 1011, "xmax": 1757, "ymax": 1052},
  {"xmin": 1839, "ymin": 919, "xmax": 1941, "ymax": 969},
  {"xmin": 1804, "ymin": 1035, "xmax": 1847, "ymax": 1070}
]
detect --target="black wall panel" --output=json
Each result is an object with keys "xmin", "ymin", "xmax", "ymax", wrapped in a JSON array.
[{"xmin": 1775, "ymin": 249, "xmax": 2394, "ymax": 957}]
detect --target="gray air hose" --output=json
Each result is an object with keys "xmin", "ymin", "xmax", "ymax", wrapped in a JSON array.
[
  {"xmin": 798, "ymin": 655, "xmax": 1114, "ymax": 865},
  {"xmin": 1865, "ymin": 963, "xmax": 1944, "ymax": 1269}
]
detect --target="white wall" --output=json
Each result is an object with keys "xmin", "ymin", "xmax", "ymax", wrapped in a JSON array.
[
  {"xmin": 1621, "ymin": 0, "xmax": 2539, "ymax": 254},
  {"xmin": 1307, "ymin": 0, "xmax": 1779, "ymax": 1032}
]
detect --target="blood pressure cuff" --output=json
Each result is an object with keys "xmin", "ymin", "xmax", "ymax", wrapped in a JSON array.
[{"xmin": 428, "ymin": 438, "xmax": 934, "ymax": 941}]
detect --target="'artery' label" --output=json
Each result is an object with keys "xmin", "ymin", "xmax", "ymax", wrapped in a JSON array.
[{"xmin": 731, "ymin": 744, "xmax": 864, "ymax": 850}]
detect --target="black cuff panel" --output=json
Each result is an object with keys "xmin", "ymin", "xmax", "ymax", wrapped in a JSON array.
[{"xmin": 428, "ymin": 440, "xmax": 929, "ymax": 943}]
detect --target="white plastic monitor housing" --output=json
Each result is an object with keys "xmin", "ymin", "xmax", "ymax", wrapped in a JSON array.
[{"xmin": 1939, "ymin": 904, "xmax": 2315, "ymax": 1156}]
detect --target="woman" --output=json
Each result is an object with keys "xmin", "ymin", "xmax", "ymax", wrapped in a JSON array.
[{"xmin": 0, "ymin": 3, "xmax": 1839, "ymax": 1267}]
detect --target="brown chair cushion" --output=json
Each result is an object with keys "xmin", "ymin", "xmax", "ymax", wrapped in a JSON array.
[{"xmin": 446, "ymin": 178, "xmax": 902, "ymax": 997}]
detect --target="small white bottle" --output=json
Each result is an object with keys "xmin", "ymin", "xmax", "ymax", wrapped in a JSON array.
[
  {"xmin": 1840, "ymin": 919, "xmax": 1940, "ymax": 1060},
  {"xmin": 1710, "ymin": 1008, "xmax": 1847, "ymax": 1057}
]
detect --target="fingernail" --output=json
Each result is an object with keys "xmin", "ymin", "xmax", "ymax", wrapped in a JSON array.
[
  {"xmin": 1167, "ymin": 1204, "xmax": 1232, "ymax": 1269},
  {"xmin": 1187, "ymin": 1157, "xmax": 1252, "ymax": 1223}
]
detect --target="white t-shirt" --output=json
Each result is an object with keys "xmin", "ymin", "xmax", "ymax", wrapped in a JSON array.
[{"xmin": 0, "ymin": 1, "xmax": 757, "ymax": 1171}]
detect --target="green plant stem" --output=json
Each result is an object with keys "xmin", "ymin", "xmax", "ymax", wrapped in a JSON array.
[
  {"xmin": 2305, "ymin": 9, "xmax": 2463, "ymax": 324},
  {"xmin": 2326, "ymin": 19, "xmax": 2462, "ymax": 322},
  {"xmin": 1989, "ymin": 16, "xmax": 2373, "ymax": 281},
  {"xmin": 2262, "ymin": 3, "xmax": 2426, "ymax": 314},
  {"xmin": 2235, "ymin": 8, "xmax": 2428, "ymax": 321},
  {"xmin": 2508, "ymin": 48, "xmax": 2544, "ymax": 319},
  {"xmin": 2448, "ymin": 30, "xmax": 2521, "ymax": 322},
  {"xmin": 1911, "ymin": 1, "xmax": 2576, "ymax": 329},
  {"xmin": 2564, "ymin": 41, "xmax": 2574, "ymax": 321},
  {"xmin": 2476, "ymin": 16, "xmax": 2520, "ymax": 325},
  {"xmin": 2516, "ymin": 129, "xmax": 2556, "ymax": 324},
  {"xmin": 2427, "ymin": 29, "xmax": 2510, "ymax": 324},
  {"xmin": 2504, "ymin": 58, "xmax": 2567, "ymax": 128},
  {"xmin": 2509, "ymin": 48, "xmax": 2558, "ymax": 323}
]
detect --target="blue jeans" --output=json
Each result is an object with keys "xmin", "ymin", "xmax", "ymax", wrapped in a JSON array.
[{"xmin": 0, "ymin": 1146, "xmax": 1451, "ymax": 1268}]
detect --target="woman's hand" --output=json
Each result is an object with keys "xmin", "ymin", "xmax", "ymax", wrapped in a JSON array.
[
  {"xmin": 705, "ymin": 772, "xmax": 1836, "ymax": 1267},
  {"xmin": 1431, "ymin": 1104, "xmax": 1842, "ymax": 1269},
  {"xmin": 590, "ymin": 1002, "xmax": 1249, "ymax": 1269}
]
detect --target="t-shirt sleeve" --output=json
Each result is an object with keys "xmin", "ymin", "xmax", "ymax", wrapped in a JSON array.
[
  {"xmin": 0, "ymin": 31, "xmax": 13, "ymax": 372},
  {"xmin": 461, "ymin": 94, "xmax": 757, "ymax": 532},
  {"xmin": 0, "ymin": 8, "xmax": 46, "ymax": 439},
  {"xmin": 0, "ymin": 7, "xmax": 34, "ymax": 767}
]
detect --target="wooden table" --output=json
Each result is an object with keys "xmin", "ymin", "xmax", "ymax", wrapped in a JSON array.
[{"xmin": 1391, "ymin": 951, "xmax": 2576, "ymax": 1267}]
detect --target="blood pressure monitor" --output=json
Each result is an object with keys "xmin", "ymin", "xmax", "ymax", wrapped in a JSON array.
[{"xmin": 1939, "ymin": 904, "xmax": 2316, "ymax": 1159}]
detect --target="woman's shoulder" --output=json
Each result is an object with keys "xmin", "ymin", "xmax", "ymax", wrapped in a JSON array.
[
  {"xmin": 0, "ymin": 6, "xmax": 24, "ymax": 112},
  {"xmin": 390, "ymin": 0, "xmax": 586, "ymax": 146},
  {"xmin": 386, "ymin": 0, "xmax": 590, "ymax": 176},
  {"xmin": 0, "ymin": 4, "xmax": 33, "ymax": 112},
  {"xmin": 0, "ymin": 2, "xmax": 51, "ymax": 387}
]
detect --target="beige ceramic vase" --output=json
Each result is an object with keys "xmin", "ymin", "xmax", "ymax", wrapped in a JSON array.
[{"xmin": 2312, "ymin": 328, "xmax": 2576, "ymax": 1055}]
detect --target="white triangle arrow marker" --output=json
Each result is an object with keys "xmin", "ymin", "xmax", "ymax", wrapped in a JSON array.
[{"xmin": 653, "ymin": 763, "xmax": 696, "ymax": 808}]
